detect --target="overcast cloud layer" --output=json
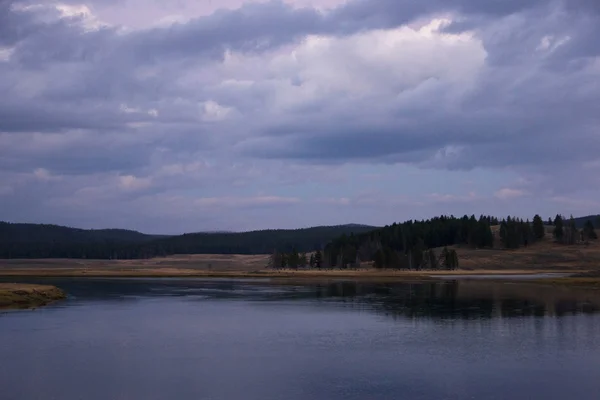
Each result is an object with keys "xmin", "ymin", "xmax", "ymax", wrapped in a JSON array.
[{"xmin": 1, "ymin": 0, "xmax": 599, "ymax": 233}]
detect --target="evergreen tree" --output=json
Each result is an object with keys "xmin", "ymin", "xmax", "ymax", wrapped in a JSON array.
[
  {"xmin": 373, "ymin": 249, "xmax": 385, "ymax": 269},
  {"xmin": 547, "ymin": 217, "xmax": 553, "ymax": 226},
  {"xmin": 280, "ymin": 253, "xmax": 287, "ymax": 269},
  {"xmin": 450, "ymin": 249, "xmax": 459, "ymax": 270},
  {"xmin": 288, "ymin": 248, "xmax": 300, "ymax": 269},
  {"xmin": 583, "ymin": 220, "xmax": 598, "ymax": 240},
  {"xmin": 499, "ymin": 219, "xmax": 508, "ymax": 247},
  {"xmin": 441, "ymin": 247, "xmax": 459, "ymax": 270},
  {"xmin": 475, "ymin": 217, "xmax": 494, "ymax": 248},
  {"xmin": 268, "ymin": 250, "xmax": 281, "ymax": 269},
  {"xmin": 567, "ymin": 215, "xmax": 578, "ymax": 244},
  {"xmin": 522, "ymin": 219, "xmax": 532, "ymax": 246},
  {"xmin": 314, "ymin": 250, "xmax": 322, "ymax": 269},
  {"xmin": 412, "ymin": 238, "xmax": 426, "ymax": 270},
  {"xmin": 309, "ymin": 254, "xmax": 315, "ymax": 268},
  {"xmin": 427, "ymin": 249, "xmax": 438, "ymax": 270},
  {"xmin": 441, "ymin": 247, "xmax": 450, "ymax": 270},
  {"xmin": 553, "ymin": 214, "xmax": 564, "ymax": 242},
  {"xmin": 533, "ymin": 214, "xmax": 545, "ymax": 240}
]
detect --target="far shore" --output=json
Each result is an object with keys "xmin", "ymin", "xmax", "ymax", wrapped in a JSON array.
[
  {"xmin": 3, "ymin": 268, "xmax": 599, "ymax": 290},
  {"xmin": 0, "ymin": 265, "xmax": 580, "ymax": 281},
  {"xmin": 1, "ymin": 250, "xmax": 598, "ymax": 288}
]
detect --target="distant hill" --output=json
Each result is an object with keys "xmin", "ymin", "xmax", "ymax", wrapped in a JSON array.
[
  {"xmin": 0, "ymin": 222, "xmax": 377, "ymax": 259},
  {"xmin": 573, "ymin": 215, "xmax": 600, "ymax": 229},
  {"xmin": 0, "ymin": 222, "xmax": 163, "ymax": 244},
  {"xmin": 150, "ymin": 224, "xmax": 378, "ymax": 256}
]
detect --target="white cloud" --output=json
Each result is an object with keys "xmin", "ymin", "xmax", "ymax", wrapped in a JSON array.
[
  {"xmin": 201, "ymin": 101, "xmax": 234, "ymax": 121},
  {"xmin": 119, "ymin": 104, "xmax": 140, "ymax": 114},
  {"xmin": 495, "ymin": 188, "xmax": 527, "ymax": 200},
  {"xmin": 0, "ymin": 47, "xmax": 14, "ymax": 62},
  {"xmin": 263, "ymin": 19, "xmax": 485, "ymax": 110},
  {"xmin": 33, "ymin": 168, "xmax": 62, "ymax": 182},
  {"xmin": 194, "ymin": 196, "xmax": 301, "ymax": 208},
  {"xmin": 55, "ymin": 3, "xmax": 108, "ymax": 31},
  {"xmin": 118, "ymin": 175, "xmax": 152, "ymax": 191},
  {"xmin": 536, "ymin": 34, "xmax": 571, "ymax": 52}
]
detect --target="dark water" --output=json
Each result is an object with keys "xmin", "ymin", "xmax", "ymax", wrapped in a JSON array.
[{"xmin": 2, "ymin": 278, "xmax": 600, "ymax": 400}]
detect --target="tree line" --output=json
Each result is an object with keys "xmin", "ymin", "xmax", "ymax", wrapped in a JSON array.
[
  {"xmin": 0, "ymin": 222, "xmax": 375, "ymax": 259},
  {"xmin": 549, "ymin": 214, "xmax": 598, "ymax": 244},
  {"xmin": 314, "ymin": 214, "xmax": 598, "ymax": 270},
  {"xmin": 1, "ymin": 215, "xmax": 598, "ymax": 262}
]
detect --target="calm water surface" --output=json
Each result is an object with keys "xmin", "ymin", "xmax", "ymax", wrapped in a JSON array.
[{"xmin": 1, "ymin": 278, "xmax": 600, "ymax": 400}]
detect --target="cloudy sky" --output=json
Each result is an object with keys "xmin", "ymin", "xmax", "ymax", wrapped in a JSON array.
[{"xmin": 1, "ymin": 0, "xmax": 599, "ymax": 234}]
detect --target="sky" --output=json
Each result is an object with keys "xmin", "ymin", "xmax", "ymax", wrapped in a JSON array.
[{"xmin": 1, "ymin": 0, "xmax": 599, "ymax": 234}]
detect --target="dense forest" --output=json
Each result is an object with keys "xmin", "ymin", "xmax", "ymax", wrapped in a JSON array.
[
  {"xmin": 1, "ymin": 214, "xmax": 598, "ymax": 268},
  {"xmin": 271, "ymin": 214, "xmax": 599, "ymax": 270},
  {"xmin": 0, "ymin": 222, "xmax": 163, "ymax": 244},
  {"xmin": 0, "ymin": 222, "xmax": 375, "ymax": 259}
]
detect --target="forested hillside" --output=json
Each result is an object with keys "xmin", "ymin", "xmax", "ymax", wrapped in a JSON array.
[
  {"xmin": 574, "ymin": 215, "xmax": 600, "ymax": 229},
  {"xmin": 315, "ymin": 214, "xmax": 599, "ymax": 270},
  {"xmin": 0, "ymin": 222, "xmax": 161, "ymax": 244},
  {"xmin": 1, "ymin": 214, "xmax": 598, "ymax": 263},
  {"xmin": 0, "ymin": 222, "xmax": 376, "ymax": 259},
  {"xmin": 321, "ymin": 215, "xmax": 499, "ymax": 270}
]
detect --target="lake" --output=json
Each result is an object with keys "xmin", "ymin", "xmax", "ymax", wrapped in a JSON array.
[{"xmin": 1, "ymin": 278, "xmax": 600, "ymax": 400}]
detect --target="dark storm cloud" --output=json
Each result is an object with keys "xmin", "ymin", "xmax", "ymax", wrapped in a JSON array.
[
  {"xmin": 0, "ymin": 100, "xmax": 129, "ymax": 132},
  {"xmin": 123, "ymin": 2, "xmax": 325, "ymax": 63},
  {"xmin": 1, "ymin": 0, "xmax": 600, "ymax": 231},
  {"xmin": 328, "ymin": 0, "xmax": 547, "ymax": 31},
  {"xmin": 3, "ymin": 0, "xmax": 577, "ymax": 69},
  {"xmin": 233, "ymin": 1, "xmax": 600, "ymax": 171},
  {"xmin": 0, "ymin": 0, "xmax": 30, "ymax": 46}
]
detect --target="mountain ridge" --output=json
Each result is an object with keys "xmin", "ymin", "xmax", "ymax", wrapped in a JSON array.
[{"xmin": 0, "ymin": 221, "xmax": 379, "ymax": 259}]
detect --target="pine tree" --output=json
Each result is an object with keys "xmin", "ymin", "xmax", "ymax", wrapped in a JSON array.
[
  {"xmin": 287, "ymin": 248, "xmax": 300, "ymax": 269},
  {"xmin": 440, "ymin": 247, "xmax": 448, "ymax": 269},
  {"xmin": 450, "ymin": 249, "xmax": 459, "ymax": 270},
  {"xmin": 522, "ymin": 219, "xmax": 532, "ymax": 246},
  {"xmin": 499, "ymin": 219, "xmax": 508, "ymax": 247},
  {"xmin": 412, "ymin": 238, "xmax": 426, "ymax": 270},
  {"xmin": 565, "ymin": 215, "xmax": 577, "ymax": 245},
  {"xmin": 533, "ymin": 214, "xmax": 545, "ymax": 240},
  {"xmin": 553, "ymin": 214, "xmax": 564, "ymax": 242},
  {"xmin": 547, "ymin": 217, "xmax": 553, "ymax": 226},
  {"xmin": 309, "ymin": 254, "xmax": 315, "ymax": 268},
  {"xmin": 268, "ymin": 250, "xmax": 281, "ymax": 269},
  {"xmin": 583, "ymin": 220, "xmax": 597, "ymax": 240},
  {"xmin": 280, "ymin": 253, "xmax": 287, "ymax": 269},
  {"xmin": 314, "ymin": 250, "xmax": 322, "ymax": 269},
  {"xmin": 475, "ymin": 218, "xmax": 494, "ymax": 248},
  {"xmin": 373, "ymin": 249, "xmax": 385, "ymax": 269},
  {"xmin": 427, "ymin": 249, "xmax": 438, "ymax": 270}
]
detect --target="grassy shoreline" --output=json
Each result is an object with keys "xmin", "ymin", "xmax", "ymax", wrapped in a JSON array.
[
  {"xmin": 0, "ymin": 283, "xmax": 66, "ymax": 309},
  {"xmin": 0, "ymin": 267, "xmax": 576, "ymax": 280}
]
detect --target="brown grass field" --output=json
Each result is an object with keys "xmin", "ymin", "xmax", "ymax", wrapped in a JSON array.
[{"xmin": 0, "ymin": 233, "xmax": 599, "ymax": 286}]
